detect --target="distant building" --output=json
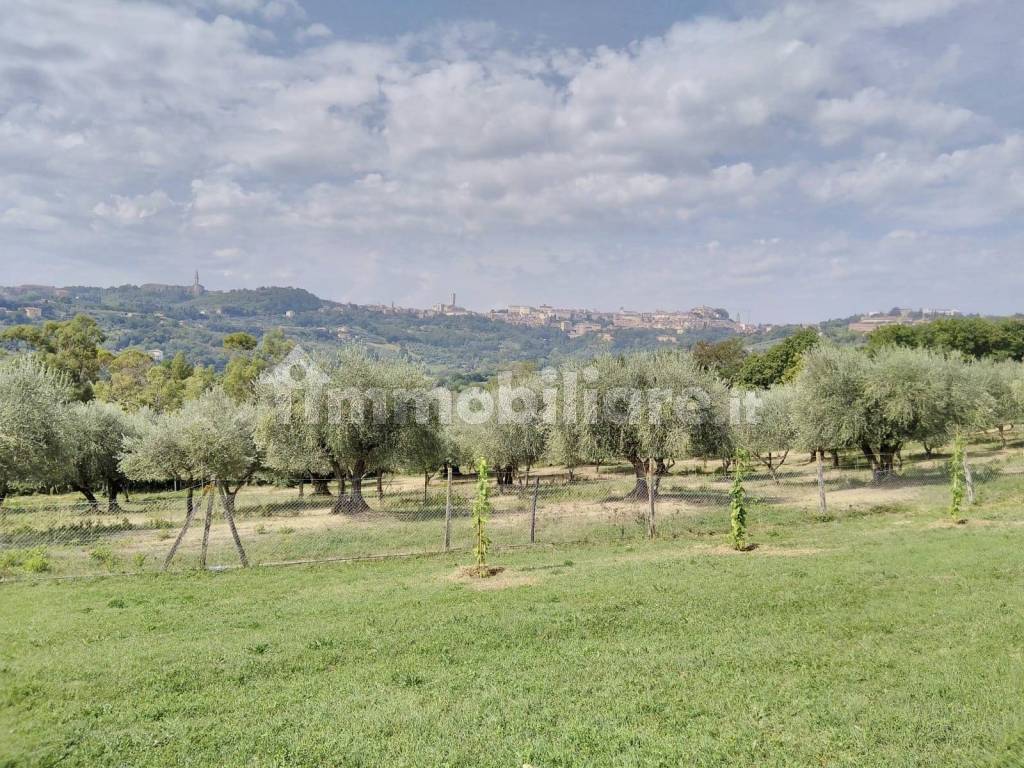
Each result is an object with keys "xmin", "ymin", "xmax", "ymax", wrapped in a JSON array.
[
  {"xmin": 613, "ymin": 312, "xmax": 649, "ymax": 328},
  {"xmin": 190, "ymin": 271, "xmax": 205, "ymax": 297},
  {"xmin": 848, "ymin": 307, "xmax": 962, "ymax": 334},
  {"xmin": 23, "ymin": 307, "xmax": 42, "ymax": 319},
  {"xmin": 285, "ymin": 310, "xmax": 296, "ymax": 318},
  {"xmin": 432, "ymin": 293, "xmax": 471, "ymax": 316},
  {"xmin": 568, "ymin": 322, "xmax": 602, "ymax": 338},
  {"xmin": 848, "ymin": 315, "xmax": 912, "ymax": 333},
  {"xmin": 148, "ymin": 349, "xmax": 164, "ymax": 361}
]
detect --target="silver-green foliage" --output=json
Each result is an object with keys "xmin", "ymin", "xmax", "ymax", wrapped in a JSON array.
[
  {"xmin": 733, "ymin": 384, "xmax": 798, "ymax": 479},
  {"xmin": 65, "ymin": 400, "xmax": 140, "ymax": 508},
  {"xmin": 0, "ymin": 356, "xmax": 73, "ymax": 500},
  {"xmin": 255, "ymin": 348, "xmax": 434, "ymax": 510},
  {"xmin": 121, "ymin": 387, "xmax": 259, "ymax": 484},
  {"xmin": 794, "ymin": 345, "xmax": 991, "ymax": 475},
  {"xmin": 581, "ymin": 351, "xmax": 731, "ymax": 490}
]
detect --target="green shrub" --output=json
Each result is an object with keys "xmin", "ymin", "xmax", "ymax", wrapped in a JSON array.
[
  {"xmin": 0, "ymin": 547, "xmax": 51, "ymax": 574},
  {"xmin": 89, "ymin": 545, "xmax": 119, "ymax": 572}
]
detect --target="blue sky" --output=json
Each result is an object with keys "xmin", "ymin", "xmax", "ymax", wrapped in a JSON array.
[
  {"xmin": 1, "ymin": 0, "xmax": 1022, "ymax": 322},
  {"xmin": 298, "ymin": 1, "xmax": 745, "ymax": 49}
]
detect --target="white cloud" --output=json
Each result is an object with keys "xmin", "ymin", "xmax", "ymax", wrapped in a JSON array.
[
  {"xmin": 93, "ymin": 191, "xmax": 175, "ymax": 225},
  {"xmin": 0, "ymin": 0, "xmax": 1021, "ymax": 320},
  {"xmin": 802, "ymin": 136, "xmax": 1024, "ymax": 228},
  {"xmin": 814, "ymin": 87, "xmax": 978, "ymax": 145}
]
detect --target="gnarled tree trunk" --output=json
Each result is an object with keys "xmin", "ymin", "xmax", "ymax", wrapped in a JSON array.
[
  {"xmin": 331, "ymin": 461, "xmax": 371, "ymax": 514},
  {"xmin": 863, "ymin": 441, "xmax": 899, "ymax": 482},
  {"xmin": 106, "ymin": 479, "xmax": 122, "ymax": 514},
  {"xmin": 624, "ymin": 457, "xmax": 652, "ymax": 500},
  {"xmin": 74, "ymin": 484, "xmax": 100, "ymax": 512}
]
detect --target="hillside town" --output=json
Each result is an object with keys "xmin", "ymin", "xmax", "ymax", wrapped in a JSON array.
[
  {"xmin": 407, "ymin": 293, "xmax": 756, "ymax": 338},
  {"xmin": 847, "ymin": 307, "xmax": 962, "ymax": 334}
]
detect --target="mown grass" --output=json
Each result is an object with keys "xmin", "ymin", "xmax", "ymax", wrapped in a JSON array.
[
  {"xmin": 1, "ymin": 492, "xmax": 1023, "ymax": 767},
  {"xmin": 0, "ymin": 448, "xmax": 1019, "ymax": 578}
]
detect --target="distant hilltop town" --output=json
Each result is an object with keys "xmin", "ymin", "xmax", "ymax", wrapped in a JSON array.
[
  {"xmin": 366, "ymin": 292, "xmax": 758, "ymax": 339},
  {"xmin": 847, "ymin": 307, "xmax": 961, "ymax": 334},
  {"xmin": 0, "ymin": 281, "xmax": 759, "ymax": 341},
  {"xmin": 7, "ymin": 280, "xmax": 977, "ymax": 342}
]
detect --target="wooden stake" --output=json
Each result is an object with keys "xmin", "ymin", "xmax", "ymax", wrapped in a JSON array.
[
  {"xmin": 219, "ymin": 483, "xmax": 249, "ymax": 567},
  {"xmin": 200, "ymin": 484, "xmax": 214, "ymax": 568},
  {"xmin": 964, "ymin": 453, "xmax": 975, "ymax": 506},
  {"xmin": 530, "ymin": 476, "xmax": 539, "ymax": 544},
  {"xmin": 647, "ymin": 458, "xmax": 656, "ymax": 539},
  {"xmin": 163, "ymin": 488, "xmax": 197, "ymax": 571},
  {"xmin": 816, "ymin": 450, "xmax": 828, "ymax": 517},
  {"xmin": 443, "ymin": 466, "xmax": 453, "ymax": 551}
]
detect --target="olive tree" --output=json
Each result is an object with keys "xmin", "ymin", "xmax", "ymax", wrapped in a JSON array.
[
  {"xmin": 121, "ymin": 388, "xmax": 257, "ymax": 567},
  {"xmin": 120, "ymin": 408, "xmax": 199, "ymax": 512},
  {"xmin": 793, "ymin": 346, "xmax": 868, "ymax": 468},
  {"xmin": 179, "ymin": 389, "xmax": 260, "ymax": 517},
  {"xmin": 974, "ymin": 359, "xmax": 1022, "ymax": 447},
  {"xmin": 254, "ymin": 382, "xmax": 335, "ymax": 495},
  {"xmin": 0, "ymin": 356, "xmax": 73, "ymax": 507},
  {"xmin": 905, "ymin": 352, "xmax": 989, "ymax": 455},
  {"xmin": 256, "ymin": 348, "xmax": 435, "ymax": 513},
  {"xmin": 795, "ymin": 346, "xmax": 987, "ymax": 480},
  {"xmin": 121, "ymin": 388, "xmax": 259, "ymax": 509},
  {"xmin": 581, "ymin": 351, "xmax": 730, "ymax": 498},
  {"xmin": 544, "ymin": 361, "xmax": 601, "ymax": 482},
  {"xmin": 733, "ymin": 384, "xmax": 798, "ymax": 481},
  {"xmin": 402, "ymin": 420, "xmax": 457, "ymax": 502},
  {"xmin": 64, "ymin": 400, "xmax": 139, "ymax": 512},
  {"xmin": 460, "ymin": 416, "xmax": 548, "ymax": 490},
  {"xmin": 545, "ymin": 420, "xmax": 590, "ymax": 482}
]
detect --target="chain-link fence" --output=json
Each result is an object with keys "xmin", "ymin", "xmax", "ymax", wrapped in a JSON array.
[{"xmin": 1, "ymin": 445, "xmax": 1019, "ymax": 580}]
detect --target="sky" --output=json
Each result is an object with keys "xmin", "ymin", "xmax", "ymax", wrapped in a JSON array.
[{"xmin": 1, "ymin": 0, "xmax": 1023, "ymax": 323}]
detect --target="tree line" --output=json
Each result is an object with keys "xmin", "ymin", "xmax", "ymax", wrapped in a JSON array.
[{"xmin": 2, "ymin": 316, "xmax": 1023, "ymax": 516}]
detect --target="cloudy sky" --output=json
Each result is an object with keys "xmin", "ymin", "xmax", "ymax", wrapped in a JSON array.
[{"xmin": 2, "ymin": 0, "xmax": 1022, "ymax": 322}]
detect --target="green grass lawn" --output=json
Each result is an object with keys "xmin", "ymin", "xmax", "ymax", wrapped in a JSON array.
[{"xmin": 2, "ymin": 494, "xmax": 1024, "ymax": 767}]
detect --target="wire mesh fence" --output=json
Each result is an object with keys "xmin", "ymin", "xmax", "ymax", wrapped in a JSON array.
[{"xmin": 1, "ymin": 445, "xmax": 1019, "ymax": 581}]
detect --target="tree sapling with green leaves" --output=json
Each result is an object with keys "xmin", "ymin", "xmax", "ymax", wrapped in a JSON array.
[
  {"xmin": 949, "ymin": 433, "xmax": 968, "ymax": 524},
  {"xmin": 730, "ymin": 450, "xmax": 751, "ymax": 551},
  {"xmin": 469, "ymin": 457, "xmax": 495, "ymax": 576}
]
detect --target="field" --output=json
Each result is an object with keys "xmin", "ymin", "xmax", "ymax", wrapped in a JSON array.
[
  {"xmin": 2, "ymin": 441, "xmax": 1024, "ymax": 766},
  {"xmin": 2, "ymin": 437, "xmax": 1022, "ymax": 579}
]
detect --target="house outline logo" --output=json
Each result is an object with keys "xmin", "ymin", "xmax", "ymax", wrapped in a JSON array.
[{"xmin": 260, "ymin": 345, "xmax": 328, "ymax": 391}]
